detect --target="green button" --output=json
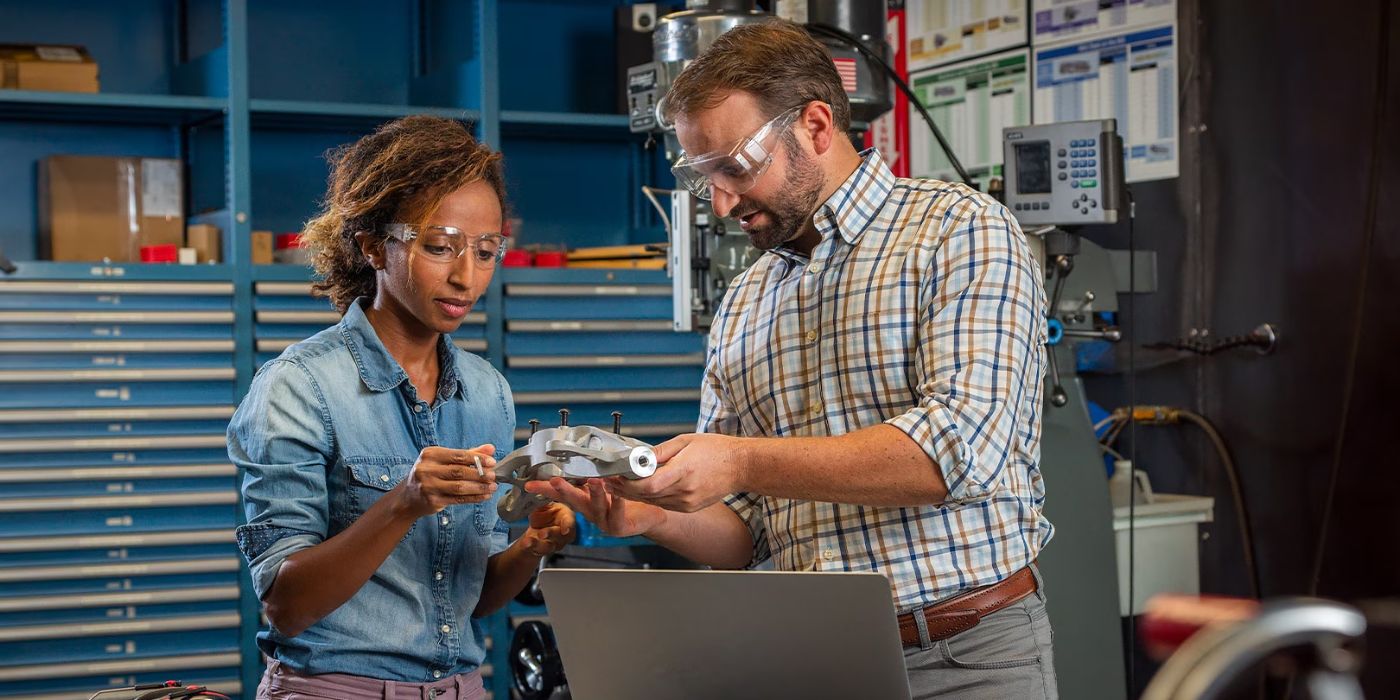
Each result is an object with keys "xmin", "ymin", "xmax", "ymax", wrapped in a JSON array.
[{"xmin": 1080, "ymin": 179, "xmax": 1098, "ymax": 188}]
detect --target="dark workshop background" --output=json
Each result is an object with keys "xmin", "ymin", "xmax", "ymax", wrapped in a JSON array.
[{"xmin": 1081, "ymin": 0, "xmax": 1399, "ymax": 695}]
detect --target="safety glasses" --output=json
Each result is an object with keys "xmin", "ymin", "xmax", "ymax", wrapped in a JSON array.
[
  {"xmin": 383, "ymin": 224, "xmax": 505, "ymax": 268},
  {"xmin": 670, "ymin": 105, "xmax": 804, "ymax": 201}
]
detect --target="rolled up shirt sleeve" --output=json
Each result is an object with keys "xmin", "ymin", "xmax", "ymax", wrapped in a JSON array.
[
  {"xmin": 886, "ymin": 197, "xmax": 1046, "ymax": 506},
  {"xmin": 228, "ymin": 358, "xmax": 334, "ymax": 599}
]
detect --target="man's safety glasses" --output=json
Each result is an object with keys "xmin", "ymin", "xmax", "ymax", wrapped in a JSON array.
[
  {"xmin": 670, "ymin": 105, "xmax": 804, "ymax": 201},
  {"xmin": 383, "ymin": 224, "xmax": 505, "ymax": 268}
]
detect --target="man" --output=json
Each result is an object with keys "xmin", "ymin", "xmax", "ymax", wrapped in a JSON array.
[{"xmin": 528, "ymin": 19, "xmax": 1054, "ymax": 698}]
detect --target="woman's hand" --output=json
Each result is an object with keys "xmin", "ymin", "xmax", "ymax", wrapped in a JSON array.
[
  {"xmin": 519, "ymin": 502, "xmax": 576, "ymax": 556},
  {"xmin": 525, "ymin": 478, "xmax": 667, "ymax": 539},
  {"xmin": 395, "ymin": 445, "xmax": 498, "ymax": 519}
]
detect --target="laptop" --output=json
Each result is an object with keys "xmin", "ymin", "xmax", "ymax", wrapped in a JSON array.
[{"xmin": 538, "ymin": 568, "xmax": 912, "ymax": 700}]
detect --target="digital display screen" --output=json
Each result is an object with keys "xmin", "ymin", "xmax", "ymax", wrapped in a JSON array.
[{"xmin": 1015, "ymin": 141, "xmax": 1052, "ymax": 194}]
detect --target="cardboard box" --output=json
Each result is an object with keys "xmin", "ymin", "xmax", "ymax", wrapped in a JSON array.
[
  {"xmin": 251, "ymin": 230, "xmax": 274, "ymax": 265},
  {"xmin": 38, "ymin": 155, "xmax": 185, "ymax": 263},
  {"xmin": 186, "ymin": 223, "xmax": 221, "ymax": 263},
  {"xmin": 0, "ymin": 44, "xmax": 99, "ymax": 93}
]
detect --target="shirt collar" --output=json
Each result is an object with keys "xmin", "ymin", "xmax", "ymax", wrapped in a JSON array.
[
  {"xmin": 339, "ymin": 299, "xmax": 465, "ymax": 398},
  {"xmin": 813, "ymin": 148, "xmax": 895, "ymax": 246}
]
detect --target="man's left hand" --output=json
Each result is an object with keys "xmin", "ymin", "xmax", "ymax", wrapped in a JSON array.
[
  {"xmin": 519, "ymin": 502, "xmax": 575, "ymax": 556},
  {"xmin": 607, "ymin": 433, "xmax": 749, "ymax": 513}
]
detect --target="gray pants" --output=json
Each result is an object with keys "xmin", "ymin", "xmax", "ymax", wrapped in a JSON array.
[
  {"xmin": 903, "ymin": 570, "xmax": 1058, "ymax": 699},
  {"xmin": 256, "ymin": 658, "xmax": 487, "ymax": 700}
]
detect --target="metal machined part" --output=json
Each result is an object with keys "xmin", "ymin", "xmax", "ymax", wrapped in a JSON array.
[{"xmin": 495, "ymin": 425, "xmax": 658, "ymax": 521}]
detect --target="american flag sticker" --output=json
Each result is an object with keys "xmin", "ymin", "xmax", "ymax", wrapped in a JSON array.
[{"xmin": 833, "ymin": 57, "xmax": 858, "ymax": 93}]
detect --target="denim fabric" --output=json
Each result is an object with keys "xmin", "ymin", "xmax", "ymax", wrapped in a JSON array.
[{"xmin": 228, "ymin": 300, "xmax": 514, "ymax": 682}]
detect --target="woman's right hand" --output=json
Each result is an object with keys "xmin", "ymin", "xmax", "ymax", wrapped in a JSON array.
[
  {"xmin": 524, "ymin": 477, "xmax": 666, "ymax": 538},
  {"xmin": 395, "ymin": 445, "xmax": 498, "ymax": 519}
]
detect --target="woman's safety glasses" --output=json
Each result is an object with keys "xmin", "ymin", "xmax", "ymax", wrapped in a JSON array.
[
  {"xmin": 383, "ymin": 224, "xmax": 505, "ymax": 268},
  {"xmin": 669, "ymin": 105, "xmax": 804, "ymax": 201}
]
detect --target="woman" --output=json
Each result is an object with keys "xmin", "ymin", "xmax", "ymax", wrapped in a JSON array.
[{"xmin": 228, "ymin": 115, "xmax": 572, "ymax": 699}]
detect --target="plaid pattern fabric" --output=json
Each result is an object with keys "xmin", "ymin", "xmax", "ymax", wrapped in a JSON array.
[{"xmin": 702, "ymin": 150, "xmax": 1052, "ymax": 609}]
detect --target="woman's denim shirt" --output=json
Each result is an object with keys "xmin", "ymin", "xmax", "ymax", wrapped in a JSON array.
[{"xmin": 227, "ymin": 300, "xmax": 513, "ymax": 682}]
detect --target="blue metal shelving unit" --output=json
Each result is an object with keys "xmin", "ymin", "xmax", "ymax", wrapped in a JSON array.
[{"xmin": 0, "ymin": 1, "xmax": 682, "ymax": 697}]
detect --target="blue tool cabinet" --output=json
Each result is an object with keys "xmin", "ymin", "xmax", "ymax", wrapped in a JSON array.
[
  {"xmin": 0, "ymin": 275, "xmax": 245, "ymax": 699},
  {"xmin": 0, "ymin": 1, "xmax": 680, "ymax": 697}
]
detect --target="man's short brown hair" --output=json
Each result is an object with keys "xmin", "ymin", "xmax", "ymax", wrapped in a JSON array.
[{"xmin": 662, "ymin": 19, "xmax": 850, "ymax": 133}]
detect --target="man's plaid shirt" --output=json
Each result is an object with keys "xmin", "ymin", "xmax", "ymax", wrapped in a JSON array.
[{"xmin": 702, "ymin": 150, "xmax": 1052, "ymax": 609}]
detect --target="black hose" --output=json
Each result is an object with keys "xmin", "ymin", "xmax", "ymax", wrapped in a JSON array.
[
  {"xmin": 1100, "ymin": 407, "xmax": 1262, "ymax": 601},
  {"xmin": 1126, "ymin": 187, "xmax": 1138, "ymax": 698},
  {"xmin": 804, "ymin": 22, "xmax": 974, "ymax": 185},
  {"xmin": 1176, "ymin": 409, "xmax": 1262, "ymax": 600}
]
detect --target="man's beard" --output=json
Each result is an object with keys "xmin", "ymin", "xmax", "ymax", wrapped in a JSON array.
[{"xmin": 736, "ymin": 146, "xmax": 824, "ymax": 251}]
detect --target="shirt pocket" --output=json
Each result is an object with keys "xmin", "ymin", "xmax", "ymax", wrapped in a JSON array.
[{"xmin": 336, "ymin": 456, "xmax": 414, "ymax": 533}]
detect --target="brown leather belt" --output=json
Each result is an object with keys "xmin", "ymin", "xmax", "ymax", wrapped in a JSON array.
[{"xmin": 897, "ymin": 566, "xmax": 1037, "ymax": 648}]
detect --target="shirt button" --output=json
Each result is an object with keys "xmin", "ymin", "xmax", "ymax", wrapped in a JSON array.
[
  {"xmin": 440, "ymin": 516, "xmax": 449, "ymax": 526},
  {"xmin": 432, "ymin": 670, "xmax": 442, "ymax": 679},
  {"xmin": 810, "ymin": 404, "xmax": 823, "ymax": 417},
  {"xmin": 808, "ymin": 263, "xmax": 822, "ymax": 275},
  {"xmin": 822, "ymin": 549, "xmax": 835, "ymax": 561},
  {"xmin": 379, "ymin": 474, "xmax": 390, "ymax": 483},
  {"xmin": 441, "ymin": 624, "xmax": 451, "ymax": 634},
  {"xmin": 805, "ymin": 330, "xmax": 817, "ymax": 343},
  {"xmin": 435, "ymin": 571, "xmax": 444, "ymax": 581},
  {"xmin": 414, "ymin": 404, "xmax": 423, "ymax": 413}
]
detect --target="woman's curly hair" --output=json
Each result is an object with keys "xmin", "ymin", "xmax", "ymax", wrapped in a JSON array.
[{"xmin": 301, "ymin": 115, "xmax": 506, "ymax": 312}]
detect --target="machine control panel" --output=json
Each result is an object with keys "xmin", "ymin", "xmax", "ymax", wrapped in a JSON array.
[
  {"xmin": 1003, "ymin": 119, "xmax": 1124, "ymax": 226},
  {"xmin": 627, "ymin": 62, "xmax": 660, "ymax": 133}
]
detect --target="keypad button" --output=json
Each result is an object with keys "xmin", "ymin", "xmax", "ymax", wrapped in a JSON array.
[
  {"xmin": 1089, "ymin": 200, "xmax": 1097, "ymax": 208},
  {"xmin": 1058, "ymin": 160, "xmax": 1067, "ymax": 169},
  {"xmin": 1058, "ymin": 172, "xmax": 1068, "ymax": 181},
  {"xmin": 1081, "ymin": 179, "xmax": 1098, "ymax": 188},
  {"xmin": 1081, "ymin": 207, "xmax": 1089, "ymax": 215},
  {"xmin": 1057, "ymin": 148, "xmax": 1067, "ymax": 157},
  {"xmin": 1071, "ymin": 181, "xmax": 1080, "ymax": 188}
]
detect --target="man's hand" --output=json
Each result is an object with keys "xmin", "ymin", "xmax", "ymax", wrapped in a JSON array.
[
  {"xmin": 395, "ymin": 445, "xmax": 498, "ymax": 519},
  {"xmin": 604, "ymin": 433, "xmax": 749, "ymax": 513},
  {"xmin": 518, "ymin": 502, "xmax": 576, "ymax": 556},
  {"xmin": 525, "ymin": 478, "xmax": 667, "ymax": 537}
]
